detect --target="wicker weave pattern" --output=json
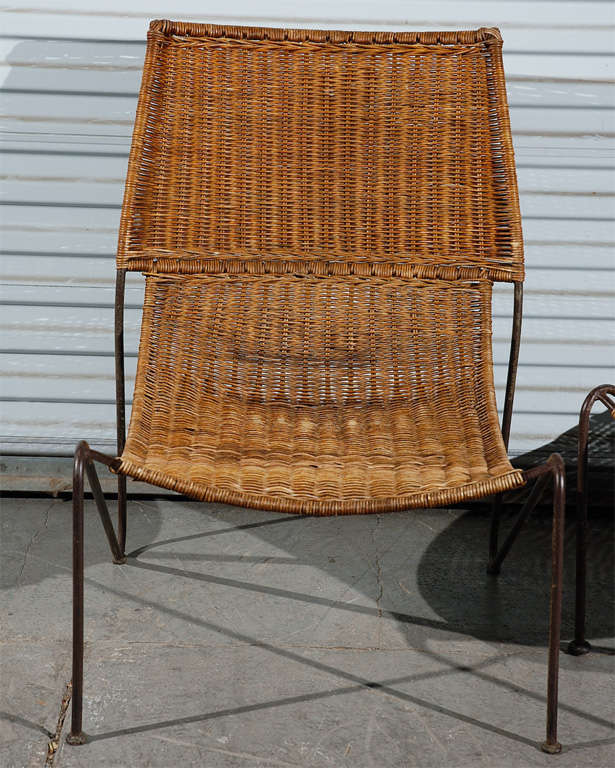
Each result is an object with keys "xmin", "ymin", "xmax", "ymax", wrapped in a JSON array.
[
  {"xmin": 119, "ymin": 274, "xmax": 524, "ymax": 513},
  {"xmin": 117, "ymin": 21, "xmax": 523, "ymax": 282},
  {"xmin": 117, "ymin": 21, "xmax": 526, "ymax": 514}
]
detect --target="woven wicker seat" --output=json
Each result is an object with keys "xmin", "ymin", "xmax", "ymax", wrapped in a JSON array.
[
  {"xmin": 120, "ymin": 272, "xmax": 523, "ymax": 513},
  {"xmin": 67, "ymin": 20, "xmax": 569, "ymax": 753}
]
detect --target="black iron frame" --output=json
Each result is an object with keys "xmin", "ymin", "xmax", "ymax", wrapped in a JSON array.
[
  {"xmin": 566, "ymin": 384, "xmax": 615, "ymax": 657},
  {"xmin": 66, "ymin": 274, "xmax": 568, "ymax": 754}
]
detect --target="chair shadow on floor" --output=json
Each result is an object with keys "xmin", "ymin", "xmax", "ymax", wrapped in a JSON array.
[{"xmin": 417, "ymin": 408, "xmax": 614, "ymax": 647}]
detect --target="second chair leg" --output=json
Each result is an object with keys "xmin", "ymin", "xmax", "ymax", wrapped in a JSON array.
[
  {"xmin": 541, "ymin": 453, "xmax": 566, "ymax": 755},
  {"xmin": 567, "ymin": 396, "xmax": 591, "ymax": 656},
  {"xmin": 567, "ymin": 384, "xmax": 615, "ymax": 656}
]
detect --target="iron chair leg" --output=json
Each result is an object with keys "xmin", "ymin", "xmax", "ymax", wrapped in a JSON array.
[
  {"xmin": 66, "ymin": 440, "xmax": 125, "ymax": 746},
  {"xmin": 567, "ymin": 384, "xmax": 615, "ymax": 657},
  {"xmin": 65, "ymin": 442, "xmax": 87, "ymax": 746},
  {"xmin": 486, "ymin": 454, "xmax": 566, "ymax": 754},
  {"xmin": 542, "ymin": 453, "xmax": 566, "ymax": 755},
  {"xmin": 115, "ymin": 268, "xmax": 128, "ymax": 556}
]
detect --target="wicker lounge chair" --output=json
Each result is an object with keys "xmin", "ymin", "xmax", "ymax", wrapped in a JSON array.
[{"xmin": 67, "ymin": 20, "xmax": 567, "ymax": 753}]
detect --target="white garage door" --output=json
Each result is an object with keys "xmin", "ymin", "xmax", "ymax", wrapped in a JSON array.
[{"xmin": 1, "ymin": 1, "xmax": 614, "ymax": 458}]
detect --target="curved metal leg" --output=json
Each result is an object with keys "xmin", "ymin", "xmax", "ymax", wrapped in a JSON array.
[
  {"xmin": 66, "ymin": 441, "xmax": 125, "ymax": 746},
  {"xmin": 567, "ymin": 384, "xmax": 615, "ymax": 657}
]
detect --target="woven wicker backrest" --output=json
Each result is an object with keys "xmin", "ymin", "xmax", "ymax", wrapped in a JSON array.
[{"xmin": 118, "ymin": 20, "xmax": 523, "ymax": 282}]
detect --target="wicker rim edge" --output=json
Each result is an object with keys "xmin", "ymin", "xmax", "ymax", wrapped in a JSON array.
[
  {"xmin": 149, "ymin": 19, "xmax": 502, "ymax": 46},
  {"xmin": 124, "ymin": 255, "xmax": 521, "ymax": 283},
  {"xmin": 116, "ymin": 458, "xmax": 525, "ymax": 515}
]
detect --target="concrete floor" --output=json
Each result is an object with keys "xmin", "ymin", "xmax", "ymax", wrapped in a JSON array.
[{"xmin": 1, "ymin": 496, "xmax": 613, "ymax": 767}]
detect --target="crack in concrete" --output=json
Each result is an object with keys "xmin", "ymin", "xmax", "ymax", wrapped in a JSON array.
[
  {"xmin": 45, "ymin": 680, "xmax": 72, "ymax": 766},
  {"xmin": 371, "ymin": 516, "xmax": 384, "ymax": 650},
  {"xmin": 374, "ymin": 555, "xmax": 383, "ymax": 619},
  {"xmin": 17, "ymin": 501, "xmax": 54, "ymax": 586},
  {"xmin": 147, "ymin": 733, "xmax": 304, "ymax": 766}
]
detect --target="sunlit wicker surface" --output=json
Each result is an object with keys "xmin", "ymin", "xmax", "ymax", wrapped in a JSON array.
[
  {"xmin": 117, "ymin": 21, "xmax": 523, "ymax": 283},
  {"xmin": 119, "ymin": 273, "xmax": 524, "ymax": 514},
  {"xmin": 117, "ymin": 20, "xmax": 526, "ymax": 514}
]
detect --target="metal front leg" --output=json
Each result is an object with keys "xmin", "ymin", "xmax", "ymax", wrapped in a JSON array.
[
  {"xmin": 486, "ymin": 454, "xmax": 566, "ymax": 753},
  {"xmin": 66, "ymin": 441, "xmax": 125, "ymax": 746}
]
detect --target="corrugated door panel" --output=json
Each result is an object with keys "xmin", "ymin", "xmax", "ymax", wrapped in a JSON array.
[{"xmin": 1, "ymin": 1, "xmax": 614, "ymax": 461}]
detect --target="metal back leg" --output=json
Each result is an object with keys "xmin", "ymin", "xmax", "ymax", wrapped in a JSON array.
[
  {"xmin": 115, "ymin": 269, "xmax": 128, "ymax": 555},
  {"xmin": 488, "ymin": 283, "xmax": 523, "ymax": 572}
]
